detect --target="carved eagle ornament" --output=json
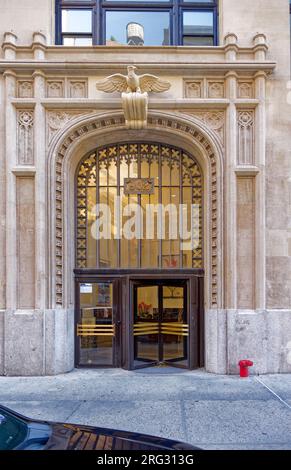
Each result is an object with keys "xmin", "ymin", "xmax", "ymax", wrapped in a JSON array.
[{"xmin": 96, "ymin": 65, "xmax": 171, "ymax": 94}]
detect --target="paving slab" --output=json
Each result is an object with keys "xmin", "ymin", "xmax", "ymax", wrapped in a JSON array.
[
  {"xmin": 256, "ymin": 375, "xmax": 291, "ymax": 400},
  {"xmin": 0, "ymin": 400, "xmax": 81, "ymax": 423},
  {"xmin": 184, "ymin": 399, "xmax": 291, "ymax": 445},
  {"xmin": 1, "ymin": 369, "xmax": 291, "ymax": 450}
]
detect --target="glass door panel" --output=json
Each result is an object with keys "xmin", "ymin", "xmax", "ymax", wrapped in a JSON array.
[
  {"xmin": 132, "ymin": 282, "xmax": 189, "ymax": 369},
  {"xmin": 162, "ymin": 285, "xmax": 188, "ymax": 367},
  {"xmin": 133, "ymin": 285, "xmax": 159, "ymax": 367},
  {"xmin": 77, "ymin": 282, "xmax": 115, "ymax": 366}
]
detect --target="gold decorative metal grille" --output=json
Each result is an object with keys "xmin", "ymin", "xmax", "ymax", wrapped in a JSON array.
[
  {"xmin": 76, "ymin": 142, "xmax": 203, "ymax": 269},
  {"xmin": 133, "ymin": 322, "xmax": 189, "ymax": 337},
  {"xmin": 161, "ymin": 323, "xmax": 189, "ymax": 337},
  {"xmin": 77, "ymin": 324, "xmax": 115, "ymax": 337},
  {"xmin": 133, "ymin": 322, "xmax": 159, "ymax": 336}
]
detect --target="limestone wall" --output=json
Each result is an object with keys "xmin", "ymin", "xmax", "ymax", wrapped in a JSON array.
[
  {"xmin": 0, "ymin": 1, "xmax": 290, "ymax": 375},
  {"xmin": 0, "ymin": 0, "xmax": 53, "ymax": 49}
]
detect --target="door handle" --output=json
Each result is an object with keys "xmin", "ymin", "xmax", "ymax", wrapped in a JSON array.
[{"xmin": 115, "ymin": 320, "xmax": 121, "ymax": 326}]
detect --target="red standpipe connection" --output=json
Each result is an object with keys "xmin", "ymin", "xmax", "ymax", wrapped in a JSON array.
[{"xmin": 238, "ymin": 360, "xmax": 254, "ymax": 378}]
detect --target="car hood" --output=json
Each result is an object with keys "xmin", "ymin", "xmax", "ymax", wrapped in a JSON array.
[{"xmin": 44, "ymin": 423, "xmax": 196, "ymax": 451}]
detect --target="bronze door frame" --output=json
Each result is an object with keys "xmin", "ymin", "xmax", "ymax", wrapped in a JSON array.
[
  {"xmin": 131, "ymin": 280, "xmax": 189, "ymax": 369},
  {"xmin": 74, "ymin": 269, "xmax": 204, "ymax": 370},
  {"xmin": 74, "ymin": 276, "xmax": 122, "ymax": 368}
]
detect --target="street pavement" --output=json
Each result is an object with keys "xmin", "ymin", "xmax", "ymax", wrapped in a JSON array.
[{"xmin": 1, "ymin": 368, "xmax": 291, "ymax": 450}]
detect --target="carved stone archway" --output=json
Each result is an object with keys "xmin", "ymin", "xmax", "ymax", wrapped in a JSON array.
[{"xmin": 47, "ymin": 111, "xmax": 224, "ymax": 311}]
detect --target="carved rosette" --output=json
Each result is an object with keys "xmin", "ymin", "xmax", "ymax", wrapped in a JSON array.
[{"xmin": 17, "ymin": 110, "xmax": 34, "ymax": 165}]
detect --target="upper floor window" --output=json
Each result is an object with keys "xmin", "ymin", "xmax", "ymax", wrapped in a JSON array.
[{"xmin": 56, "ymin": 0, "xmax": 218, "ymax": 46}]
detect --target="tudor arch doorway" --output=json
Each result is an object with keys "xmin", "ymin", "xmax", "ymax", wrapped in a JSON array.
[{"xmin": 74, "ymin": 142, "xmax": 204, "ymax": 369}]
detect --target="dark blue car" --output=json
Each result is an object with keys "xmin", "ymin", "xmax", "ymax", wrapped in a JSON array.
[{"xmin": 0, "ymin": 404, "xmax": 197, "ymax": 451}]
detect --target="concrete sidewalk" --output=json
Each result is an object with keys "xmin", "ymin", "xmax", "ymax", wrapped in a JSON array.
[{"xmin": 1, "ymin": 368, "xmax": 291, "ymax": 450}]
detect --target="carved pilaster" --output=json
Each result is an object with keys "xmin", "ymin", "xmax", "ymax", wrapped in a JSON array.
[
  {"xmin": 237, "ymin": 110, "xmax": 254, "ymax": 165},
  {"xmin": 17, "ymin": 110, "xmax": 34, "ymax": 165}
]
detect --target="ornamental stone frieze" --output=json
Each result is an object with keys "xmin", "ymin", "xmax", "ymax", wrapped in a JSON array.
[{"xmin": 46, "ymin": 78, "xmax": 88, "ymax": 99}]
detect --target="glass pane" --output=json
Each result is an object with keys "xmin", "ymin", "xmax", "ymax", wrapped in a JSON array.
[
  {"xmin": 105, "ymin": 11, "xmax": 170, "ymax": 46},
  {"xmin": 62, "ymin": 10, "xmax": 92, "ymax": 33},
  {"xmin": 63, "ymin": 36, "xmax": 92, "ymax": 46},
  {"xmin": 141, "ymin": 194, "xmax": 158, "ymax": 268},
  {"xmin": 134, "ymin": 286, "xmax": 159, "ymax": 366},
  {"xmin": 183, "ymin": 11, "xmax": 214, "ymax": 35},
  {"xmin": 87, "ymin": 186, "xmax": 97, "ymax": 267},
  {"xmin": 0, "ymin": 410, "xmax": 28, "ymax": 450},
  {"xmin": 79, "ymin": 282, "xmax": 113, "ymax": 366},
  {"xmin": 182, "ymin": 187, "xmax": 193, "ymax": 268},
  {"xmin": 162, "ymin": 286, "xmax": 187, "ymax": 366},
  {"xmin": 120, "ymin": 191, "xmax": 139, "ymax": 267},
  {"xmin": 97, "ymin": 187, "xmax": 118, "ymax": 268},
  {"xmin": 183, "ymin": 36, "xmax": 214, "ymax": 46}
]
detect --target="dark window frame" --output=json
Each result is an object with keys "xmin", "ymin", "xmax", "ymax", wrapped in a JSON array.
[{"xmin": 56, "ymin": 0, "xmax": 218, "ymax": 46}]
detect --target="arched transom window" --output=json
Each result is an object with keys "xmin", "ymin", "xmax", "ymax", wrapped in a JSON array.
[{"xmin": 76, "ymin": 142, "xmax": 203, "ymax": 269}]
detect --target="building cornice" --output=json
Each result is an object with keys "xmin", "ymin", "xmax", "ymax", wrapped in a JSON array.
[
  {"xmin": 9, "ymin": 98, "xmax": 260, "ymax": 110},
  {"xmin": 0, "ymin": 60, "xmax": 276, "ymax": 76}
]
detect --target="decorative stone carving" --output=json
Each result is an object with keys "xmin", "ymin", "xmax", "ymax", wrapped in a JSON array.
[
  {"xmin": 207, "ymin": 82, "xmax": 224, "ymax": 98},
  {"xmin": 47, "ymin": 111, "xmax": 88, "ymax": 144},
  {"xmin": 238, "ymin": 81, "xmax": 253, "ymax": 99},
  {"xmin": 182, "ymin": 111, "xmax": 225, "ymax": 144},
  {"xmin": 17, "ymin": 110, "xmax": 34, "ymax": 164},
  {"xmin": 17, "ymin": 80, "xmax": 33, "ymax": 98},
  {"xmin": 53, "ymin": 114, "xmax": 219, "ymax": 308},
  {"xmin": 68, "ymin": 80, "xmax": 87, "ymax": 98},
  {"xmin": 237, "ymin": 110, "xmax": 254, "ymax": 165},
  {"xmin": 96, "ymin": 66, "xmax": 171, "ymax": 129},
  {"xmin": 184, "ymin": 81, "xmax": 202, "ymax": 98},
  {"xmin": 46, "ymin": 80, "xmax": 64, "ymax": 98},
  {"xmin": 124, "ymin": 178, "xmax": 155, "ymax": 195}
]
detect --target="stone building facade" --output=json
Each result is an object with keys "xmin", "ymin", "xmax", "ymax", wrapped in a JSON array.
[{"xmin": 0, "ymin": 0, "xmax": 291, "ymax": 376}]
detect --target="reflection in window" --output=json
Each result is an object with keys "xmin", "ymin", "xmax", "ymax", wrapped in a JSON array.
[
  {"xmin": 183, "ymin": 11, "xmax": 214, "ymax": 46},
  {"xmin": 106, "ymin": 12, "xmax": 170, "ymax": 46},
  {"xmin": 76, "ymin": 143, "xmax": 203, "ymax": 270},
  {"xmin": 61, "ymin": 9, "xmax": 92, "ymax": 45},
  {"xmin": 56, "ymin": 1, "xmax": 218, "ymax": 46},
  {"xmin": 63, "ymin": 37, "xmax": 92, "ymax": 46},
  {"xmin": 62, "ymin": 10, "xmax": 92, "ymax": 33},
  {"xmin": 79, "ymin": 282, "xmax": 114, "ymax": 366}
]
